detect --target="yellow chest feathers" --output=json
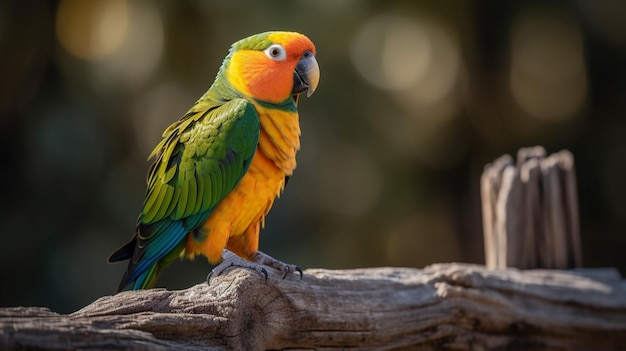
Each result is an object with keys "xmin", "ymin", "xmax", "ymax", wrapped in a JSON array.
[
  {"xmin": 255, "ymin": 104, "xmax": 300, "ymax": 174},
  {"xmin": 218, "ymin": 104, "xmax": 301, "ymax": 232},
  {"xmin": 184, "ymin": 104, "xmax": 301, "ymax": 262}
]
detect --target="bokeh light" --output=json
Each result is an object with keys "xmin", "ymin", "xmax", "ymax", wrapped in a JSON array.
[
  {"xmin": 351, "ymin": 13, "xmax": 461, "ymax": 109},
  {"xmin": 95, "ymin": 0, "xmax": 164, "ymax": 87},
  {"xmin": 353, "ymin": 13, "xmax": 464, "ymax": 169},
  {"xmin": 56, "ymin": 0, "xmax": 128, "ymax": 61},
  {"xmin": 509, "ymin": 8, "xmax": 587, "ymax": 121},
  {"xmin": 351, "ymin": 14, "xmax": 432, "ymax": 92}
]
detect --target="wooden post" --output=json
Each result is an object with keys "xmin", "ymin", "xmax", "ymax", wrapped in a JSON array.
[{"xmin": 481, "ymin": 146, "xmax": 582, "ymax": 269}]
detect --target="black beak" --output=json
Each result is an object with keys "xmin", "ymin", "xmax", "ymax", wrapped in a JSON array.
[{"xmin": 291, "ymin": 51, "xmax": 320, "ymax": 97}]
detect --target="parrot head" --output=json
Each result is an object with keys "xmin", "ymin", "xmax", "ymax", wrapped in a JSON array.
[{"xmin": 224, "ymin": 31, "xmax": 320, "ymax": 104}]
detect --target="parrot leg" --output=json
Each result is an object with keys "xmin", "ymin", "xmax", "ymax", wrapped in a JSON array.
[
  {"xmin": 207, "ymin": 249, "xmax": 268, "ymax": 285},
  {"xmin": 250, "ymin": 250, "xmax": 303, "ymax": 280},
  {"xmin": 206, "ymin": 249, "xmax": 303, "ymax": 285}
]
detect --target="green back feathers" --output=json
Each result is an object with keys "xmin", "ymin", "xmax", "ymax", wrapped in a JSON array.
[
  {"xmin": 141, "ymin": 99, "xmax": 258, "ymax": 224},
  {"xmin": 111, "ymin": 98, "xmax": 260, "ymax": 291}
]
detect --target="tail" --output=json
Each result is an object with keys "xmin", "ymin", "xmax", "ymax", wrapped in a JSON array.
[
  {"xmin": 108, "ymin": 237, "xmax": 156, "ymax": 291},
  {"xmin": 108, "ymin": 220, "xmax": 190, "ymax": 292}
]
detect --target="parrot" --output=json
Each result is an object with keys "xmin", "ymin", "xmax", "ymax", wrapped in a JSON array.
[{"xmin": 108, "ymin": 31, "xmax": 319, "ymax": 291}]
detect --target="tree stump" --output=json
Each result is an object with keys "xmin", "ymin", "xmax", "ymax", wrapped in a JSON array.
[
  {"xmin": 2, "ymin": 264, "xmax": 625, "ymax": 350},
  {"xmin": 481, "ymin": 146, "xmax": 582, "ymax": 269}
]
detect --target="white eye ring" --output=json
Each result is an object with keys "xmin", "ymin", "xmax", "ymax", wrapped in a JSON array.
[{"xmin": 264, "ymin": 44, "xmax": 286, "ymax": 61}]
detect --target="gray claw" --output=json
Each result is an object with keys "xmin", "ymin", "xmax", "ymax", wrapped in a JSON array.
[
  {"xmin": 281, "ymin": 266, "xmax": 289, "ymax": 279},
  {"xmin": 295, "ymin": 266, "xmax": 303, "ymax": 280},
  {"xmin": 207, "ymin": 267, "xmax": 227, "ymax": 286}
]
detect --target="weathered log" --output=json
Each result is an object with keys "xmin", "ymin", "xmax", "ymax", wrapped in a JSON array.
[
  {"xmin": 2, "ymin": 263, "xmax": 625, "ymax": 350},
  {"xmin": 481, "ymin": 146, "xmax": 582, "ymax": 269}
]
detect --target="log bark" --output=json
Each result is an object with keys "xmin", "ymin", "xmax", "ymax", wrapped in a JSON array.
[{"xmin": 2, "ymin": 263, "xmax": 625, "ymax": 350}]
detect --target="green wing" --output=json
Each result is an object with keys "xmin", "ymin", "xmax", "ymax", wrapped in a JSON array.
[{"xmin": 108, "ymin": 98, "xmax": 259, "ymax": 291}]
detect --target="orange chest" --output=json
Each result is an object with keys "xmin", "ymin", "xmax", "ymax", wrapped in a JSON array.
[
  {"xmin": 226, "ymin": 105, "xmax": 301, "ymax": 231},
  {"xmin": 199, "ymin": 107, "xmax": 300, "ymax": 235},
  {"xmin": 185, "ymin": 105, "xmax": 301, "ymax": 262},
  {"xmin": 230, "ymin": 105, "xmax": 301, "ymax": 223},
  {"xmin": 255, "ymin": 104, "xmax": 301, "ymax": 174}
]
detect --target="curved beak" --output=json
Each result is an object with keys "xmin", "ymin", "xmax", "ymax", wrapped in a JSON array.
[{"xmin": 292, "ymin": 51, "xmax": 320, "ymax": 97}]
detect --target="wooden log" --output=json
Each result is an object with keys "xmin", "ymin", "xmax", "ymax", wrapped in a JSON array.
[
  {"xmin": 2, "ymin": 263, "xmax": 625, "ymax": 350},
  {"xmin": 481, "ymin": 146, "xmax": 582, "ymax": 269}
]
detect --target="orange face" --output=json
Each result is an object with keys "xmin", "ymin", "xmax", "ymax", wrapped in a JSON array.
[{"xmin": 226, "ymin": 32, "xmax": 319, "ymax": 104}]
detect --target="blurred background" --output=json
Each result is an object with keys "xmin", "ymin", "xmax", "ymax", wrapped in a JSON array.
[{"xmin": 1, "ymin": 0, "xmax": 625, "ymax": 313}]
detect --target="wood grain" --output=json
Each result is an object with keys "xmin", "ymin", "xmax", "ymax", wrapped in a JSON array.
[
  {"xmin": 481, "ymin": 147, "xmax": 582, "ymax": 269},
  {"xmin": 2, "ymin": 263, "xmax": 625, "ymax": 350}
]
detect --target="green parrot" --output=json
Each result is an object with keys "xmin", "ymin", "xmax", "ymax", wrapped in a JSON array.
[{"xmin": 108, "ymin": 31, "xmax": 320, "ymax": 291}]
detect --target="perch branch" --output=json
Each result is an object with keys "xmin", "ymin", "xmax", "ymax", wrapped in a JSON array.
[{"xmin": 2, "ymin": 263, "xmax": 625, "ymax": 350}]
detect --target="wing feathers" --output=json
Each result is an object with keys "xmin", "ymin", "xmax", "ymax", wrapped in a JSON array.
[
  {"xmin": 185, "ymin": 176, "xmax": 197, "ymax": 218},
  {"xmin": 193, "ymin": 170, "xmax": 205, "ymax": 215},
  {"xmin": 113, "ymin": 98, "xmax": 260, "ymax": 291},
  {"xmin": 175, "ymin": 180, "xmax": 189, "ymax": 219}
]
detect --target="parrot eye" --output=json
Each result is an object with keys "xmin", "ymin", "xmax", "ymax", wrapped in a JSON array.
[{"xmin": 264, "ymin": 44, "xmax": 286, "ymax": 61}]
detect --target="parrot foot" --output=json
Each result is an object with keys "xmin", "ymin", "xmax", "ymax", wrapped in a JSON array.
[
  {"xmin": 250, "ymin": 250, "xmax": 303, "ymax": 280},
  {"xmin": 207, "ymin": 249, "xmax": 268, "ymax": 285},
  {"xmin": 206, "ymin": 249, "xmax": 303, "ymax": 285}
]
